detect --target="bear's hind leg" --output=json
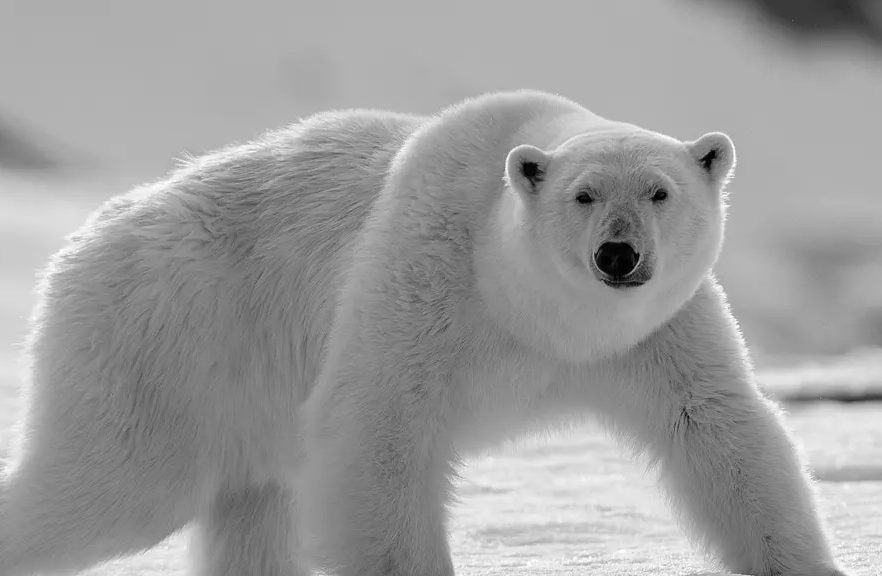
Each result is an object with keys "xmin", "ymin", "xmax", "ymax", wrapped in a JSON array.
[
  {"xmin": 0, "ymin": 430, "xmax": 196, "ymax": 576},
  {"xmin": 192, "ymin": 482, "xmax": 306, "ymax": 576},
  {"xmin": 0, "ymin": 396, "xmax": 203, "ymax": 575}
]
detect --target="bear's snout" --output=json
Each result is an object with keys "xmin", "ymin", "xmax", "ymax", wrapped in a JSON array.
[{"xmin": 594, "ymin": 242, "xmax": 640, "ymax": 279}]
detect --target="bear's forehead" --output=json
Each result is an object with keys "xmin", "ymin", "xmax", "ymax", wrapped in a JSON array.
[
  {"xmin": 557, "ymin": 128, "xmax": 681, "ymax": 158},
  {"xmin": 552, "ymin": 129, "xmax": 688, "ymax": 189}
]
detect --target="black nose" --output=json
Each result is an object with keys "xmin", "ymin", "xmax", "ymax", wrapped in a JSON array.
[{"xmin": 594, "ymin": 242, "xmax": 640, "ymax": 278}]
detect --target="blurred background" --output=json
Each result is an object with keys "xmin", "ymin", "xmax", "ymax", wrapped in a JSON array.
[{"xmin": 1, "ymin": 0, "xmax": 881, "ymax": 376}]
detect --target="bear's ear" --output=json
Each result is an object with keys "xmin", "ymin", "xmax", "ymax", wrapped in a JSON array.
[
  {"xmin": 505, "ymin": 144, "xmax": 551, "ymax": 196},
  {"xmin": 685, "ymin": 132, "xmax": 736, "ymax": 187}
]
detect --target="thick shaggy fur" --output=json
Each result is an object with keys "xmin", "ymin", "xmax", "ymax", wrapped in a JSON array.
[{"xmin": 0, "ymin": 91, "xmax": 847, "ymax": 576}]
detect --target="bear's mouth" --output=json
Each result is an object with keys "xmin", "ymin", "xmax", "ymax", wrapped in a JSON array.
[{"xmin": 601, "ymin": 278, "xmax": 646, "ymax": 289}]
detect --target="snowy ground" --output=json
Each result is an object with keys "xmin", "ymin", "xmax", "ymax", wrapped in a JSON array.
[{"xmin": 0, "ymin": 363, "xmax": 879, "ymax": 576}]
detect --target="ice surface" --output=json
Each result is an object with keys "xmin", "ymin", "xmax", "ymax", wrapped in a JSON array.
[{"xmin": 30, "ymin": 401, "xmax": 870, "ymax": 576}]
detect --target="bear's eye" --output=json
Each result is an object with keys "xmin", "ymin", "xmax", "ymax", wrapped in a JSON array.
[
  {"xmin": 575, "ymin": 190, "xmax": 594, "ymax": 205},
  {"xmin": 651, "ymin": 188, "xmax": 669, "ymax": 203}
]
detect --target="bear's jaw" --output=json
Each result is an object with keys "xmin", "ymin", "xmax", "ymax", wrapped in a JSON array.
[{"xmin": 601, "ymin": 278, "xmax": 646, "ymax": 289}]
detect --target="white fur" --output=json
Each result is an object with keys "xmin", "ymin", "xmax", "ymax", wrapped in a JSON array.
[{"xmin": 0, "ymin": 91, "xmax": 847, "ymax": 576}]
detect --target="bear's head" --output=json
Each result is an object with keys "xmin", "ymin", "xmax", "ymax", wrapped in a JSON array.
[{"xmin": 489, "ymin": 126, "xmax": 735, "ymax": 361}]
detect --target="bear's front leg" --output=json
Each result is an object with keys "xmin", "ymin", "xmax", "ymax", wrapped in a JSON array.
[
  {"xmin": 301, "ymin": 335, "xmax": 458, "ymax": 576},
  {"xmin": 583, "ymin": 277, "xmax": 847, "ymax": 576}
]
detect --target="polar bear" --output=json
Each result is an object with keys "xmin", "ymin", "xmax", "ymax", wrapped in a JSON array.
[{"xmin": 0, "ymin": 90, "xmax": 847, "ymax": 576}]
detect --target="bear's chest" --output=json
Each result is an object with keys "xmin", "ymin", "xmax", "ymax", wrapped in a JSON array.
[{"xmin": 449, "ymin": 337, "xmax": 565, "ymax": 454}]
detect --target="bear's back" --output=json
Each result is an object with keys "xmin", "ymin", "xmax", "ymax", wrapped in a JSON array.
[{"xmin": 28, "ymin": 111, "xmax": 427, "ymax": 442}]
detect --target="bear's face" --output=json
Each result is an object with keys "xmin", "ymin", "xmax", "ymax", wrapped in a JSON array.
[{"xmin": 504, "ymin": 129, "xmax": 735, "ymax": 303}]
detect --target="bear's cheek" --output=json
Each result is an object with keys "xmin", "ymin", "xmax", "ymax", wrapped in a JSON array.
[
  {"xmin": 546, "ymin": 203, "xmax": 592, "ymax": 251},
  {"xmin": 658, "ymin": 210, "xmax": 714, "ymax": 266},
  {"xmin": 643, "ymin": 213, "xmax": 687, "ymax": 268},
  {"xmin": 552, "ymin": 227, "xmax": 592, "ymax": 271},
  {"xmin": 575, "ymin": 221, "xmax": 601, "ymax": 266}
]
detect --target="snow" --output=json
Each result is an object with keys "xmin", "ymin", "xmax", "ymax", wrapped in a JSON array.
[
  {"xmin": 759, "ymin": 349, "xmax": 882, "ymax": 403},
  {"xmin": 0, "ymin": 385, "xmax": 874, "ymax": 575}
]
